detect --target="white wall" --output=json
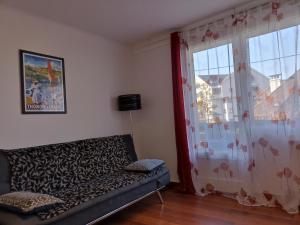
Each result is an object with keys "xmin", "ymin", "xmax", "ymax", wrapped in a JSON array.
[
  {"xmin": 0, "ymin": 4, "xmax": 179, "ymax": 182},
  {"xmin": 130, "ymin": 39, "xmax": 178, "ymax": 182},
  {"xmin": 0, "ymin": 5, "xmax": 132, "ymax": 148}
]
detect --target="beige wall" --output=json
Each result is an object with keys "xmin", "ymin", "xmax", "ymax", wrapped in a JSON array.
[
  {"xmin": 0, "ymin": 4, "xmax": 178, "ymax": 182},
  {"xmin": 130, "ymin": 40, "xmax": 178, "ymax": 182},
  {"xmin": 0, "ymin": 5, "xmax": 132, "ymax": 148}
]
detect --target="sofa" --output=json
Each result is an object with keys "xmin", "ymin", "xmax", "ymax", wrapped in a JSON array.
[{"xmin": 0, "ymin": 135, "xmax": 170, "ymax": 225}]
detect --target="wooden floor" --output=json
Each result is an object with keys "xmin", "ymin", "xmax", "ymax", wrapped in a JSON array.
[{"xmin": 100, "ymin": 188, "xmax": 300, "ymax": 225}]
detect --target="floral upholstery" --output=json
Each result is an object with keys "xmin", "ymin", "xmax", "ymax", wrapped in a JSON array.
[{"xmin": 1, "ymin": 135, "xmax": 167, "ymax": 220}]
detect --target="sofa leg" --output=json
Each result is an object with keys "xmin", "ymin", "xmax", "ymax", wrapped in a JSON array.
[{"xmin": 156, "ymin": 190, "xmax": 164, "ymax": 204}]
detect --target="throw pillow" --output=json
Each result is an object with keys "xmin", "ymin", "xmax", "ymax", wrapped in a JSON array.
[
  {"xmin": 125, "ymin": 159, "xmax": 165, "ymax": 172},
  {"xmin": 0, "ymin": 192, "xmax": 64, "ymax": 214}
]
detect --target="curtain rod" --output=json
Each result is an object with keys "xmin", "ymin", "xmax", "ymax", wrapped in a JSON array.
[{"xmin": 182, "ymin": 0, "xmax": 272, "ymax": 32}]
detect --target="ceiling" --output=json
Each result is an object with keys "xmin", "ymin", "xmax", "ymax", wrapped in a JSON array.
[{"xmin": 1, "ymin": 0, "xmax": 250, "ymax": 44}]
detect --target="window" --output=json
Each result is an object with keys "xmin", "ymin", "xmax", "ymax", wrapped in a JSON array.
[
  {"xmin": 249, "ymin": 26, "xmax": 300, "ymax": 120},
  {"xmin": 193, "ymin": 44, "xmax": 238, "ymax": 123},
  {"xmin": 192, "ymin": 26, "xmax": 300, "ymax": 122}
]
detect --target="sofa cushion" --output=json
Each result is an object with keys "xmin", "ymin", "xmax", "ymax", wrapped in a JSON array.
[
  {"xmin": 37, "ymin": 166, "xmax": 168, "ymax": 220},
  {"xmin": 0, "ymin": 170, "xmax": 170, "ymax": 225},
  {"xmin": 0, "ymin": 192, "xmax": 63, "ymax": 214}
]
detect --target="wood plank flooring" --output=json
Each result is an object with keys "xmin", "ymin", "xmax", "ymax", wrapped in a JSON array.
[{"xmin": 100, "ymin": 187, "xmax": 300, "ymax": 225}]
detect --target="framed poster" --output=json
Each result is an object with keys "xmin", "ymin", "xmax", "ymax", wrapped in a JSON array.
[{"xmin": 20, "ymin": 50, "xmax": 67, "ymax": 114}]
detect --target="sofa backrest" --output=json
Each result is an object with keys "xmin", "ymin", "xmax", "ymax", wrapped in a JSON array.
[
  {"xmin": 0, "ymin": 135, "xmax": 137, "ymax": 194},
  {"xmin": 0, "ymin": 152, "xmax": 10, "ymax": 194}
]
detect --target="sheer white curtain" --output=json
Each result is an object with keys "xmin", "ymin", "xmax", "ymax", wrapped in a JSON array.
[{"xmin": 181, "ymin": 0, "xmax": 300, "ymax": 213}]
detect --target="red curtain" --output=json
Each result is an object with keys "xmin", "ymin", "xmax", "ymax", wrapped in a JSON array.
[{"xmin": 171, "ymin": 32, "xmax": 195, "ymax": 194}]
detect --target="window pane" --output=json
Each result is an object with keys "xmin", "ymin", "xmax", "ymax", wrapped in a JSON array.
[
  {"xmin": 278, "ymin": 26, "xmax": 297, "ymax": 57},
  {"xmin": 193, "ymin": 53, "xmax": 200, "ymax": 71},
  {"xmin": 280, "ymin": 56, "xmax": 296, "ymax": 79},
  {"xmin": 208, "ymin": 48, "xmax": 218, "ymax": 68},
  {"xmin": 216, "ymin": 45, "xmax": 229, "ymax": 67},
  {"xmin": 229, "ymin": 44, "xmax": 234, "ymax": 66},
  {"xmin": 297, "ymin": 25, "xmax": 300, "ymax": 54},
  {"xmin": 219, "ymin": 67, "xmax": 230, "ymax": 74},
  {"xmin": 195, "ymin": 50, "xmax": 209, "ymax": 70},
  {"xmin": 249, "ymin": 27, "xmax": 299, "ymax": 120},
  {"xmin": 209, "ymin": 68, "xmax": 219, "ymax": 75},
  {"xmin": 250, "ymin": 60, "xmax": 281, "ymax": 76},
  {"xmin": 198, "ymin": 70, "xmax": 209, "ymax": 75},
  {"xmin": 193, "ymin": 43, "xmax": 237, "ymax": 123},
  {"xmin": 249, "ymin": 31, "xmax": 280, "ymax": 62}
]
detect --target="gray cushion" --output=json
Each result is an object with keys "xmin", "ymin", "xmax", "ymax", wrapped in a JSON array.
[
  {"xmin": 125, "ymin": 159, "xmax": 165, "ymax": 172},
  {"xmin": 0, "ymin": 192, "xmax": 63, "ymax": 214}
]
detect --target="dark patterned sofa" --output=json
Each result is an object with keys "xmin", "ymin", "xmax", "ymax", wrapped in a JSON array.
[{"xmin": 0, "ymin": 135, "xmax": 170, "ymax": 225}]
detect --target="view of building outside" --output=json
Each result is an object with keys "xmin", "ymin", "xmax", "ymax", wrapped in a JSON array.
[
  {"xmin": 193, "ymin": 43, "xmax": 237, "ymax": 123},
  {"xmin": 193, "ymin": 25, "xmax": 300, "ymax": 123}
]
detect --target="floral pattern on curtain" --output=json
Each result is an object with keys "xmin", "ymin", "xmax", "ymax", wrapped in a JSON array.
[{"xmin": 181, "ymin": 0, "xmax": 300, "ymax": 213}]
